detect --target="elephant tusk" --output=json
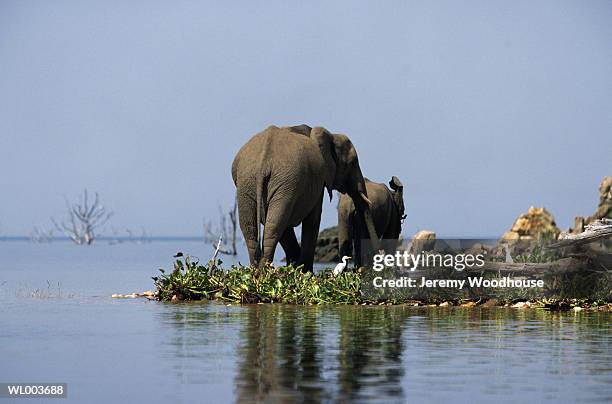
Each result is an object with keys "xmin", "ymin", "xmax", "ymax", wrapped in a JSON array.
[{"xmin": 360, "ymin": 192, "xmax": 372, "ymax": 208}]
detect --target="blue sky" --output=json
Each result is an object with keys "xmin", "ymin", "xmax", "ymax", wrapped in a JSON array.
[{"xmin": 0, "ymin": 1, "xmax": 610, "ymax": 238}]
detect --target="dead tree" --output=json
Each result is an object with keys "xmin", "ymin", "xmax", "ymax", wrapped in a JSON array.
[
  {"xmin": 29, "ymin": 226, "xmax": 54, "ymax": 243},
  {"xmin": 52, "ymin": 189, "xmax": 113, "ymax": 245},
  {"xmin": 203, "ymin": 197, "xmax": 239, "ymax": 255}
]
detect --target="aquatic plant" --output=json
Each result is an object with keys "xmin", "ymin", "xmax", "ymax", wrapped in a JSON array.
[
  {"xmin": 154, "ymin": 254, "xmax": 612, "ymax": 306},
  {"xmin": 153, "ymin": 255, "xmax": 363, "ymax": 304}
]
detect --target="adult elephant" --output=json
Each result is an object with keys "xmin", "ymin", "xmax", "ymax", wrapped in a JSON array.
[
  {"xmin": 338, "ymin": 176, "xmax": 406, "ymax": 267},
  {"xmin": 232, "ymin": 124, "xmax": 379, "ymax": 271}
]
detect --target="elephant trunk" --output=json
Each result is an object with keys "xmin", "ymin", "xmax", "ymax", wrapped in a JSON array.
[{"xmin": 350, "ymin": 176, "xmax": 381, "ymax": 254}]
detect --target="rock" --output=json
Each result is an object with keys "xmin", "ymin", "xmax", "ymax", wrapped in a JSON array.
[
  {"xmin": 572, "ymin": 306, "xmax": 583, "ymax": 312},
  {"xmin": 595, "ymin": 176, "xmax": 612, "ymax": 219},
  {"xmin": 574, "ymin": 176, "xmax": 612, "ymax": 232},
  {"xmin": 410, "ymin": 230, "xmax": 436, "ymax": 253},
  {"xmin": 460, "ymin": 301, "xmax": 477, "ymax": 308},
  {"xmin": 500, "ymin": 231, "xmax": 520, "ymax": 241},
  {"xmin": 314, "ymin": 226, "xmax": 339, "ymax": 263},
  {"xmin": 439, "ymin": 301, "xmax": 450, "ymax": 307},
  {"xmin": 512, "ymin": 301, "xmax": 531, "ymax": 309},
  {"xmin": 501, "ymin": 206, "xmax": 560, "ymax": 242}
]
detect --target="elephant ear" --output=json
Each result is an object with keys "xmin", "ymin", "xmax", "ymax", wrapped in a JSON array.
[
  {"xmin": 389, "ymin": 176, "xmax": 403, "ymax": 192},
  {"xmin": 389, "ymin": 176, "xmax": 406, "ymax": 220},
  {"xmin": 311, "ymin": 126, "xmax": 337, "ymax": 201},
  {"xmin": 289, "ymin": 124, "xmax": 312, "ymax": 136}
]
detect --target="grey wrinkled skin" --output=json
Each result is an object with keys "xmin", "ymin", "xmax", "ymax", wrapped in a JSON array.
[
  {"xmin": 232, "ymin": 124, "xmax": 379, "ymax": 272},
  {"xmin": 338, "ymin": 177, "xmax": 406, "ymax": 267}
]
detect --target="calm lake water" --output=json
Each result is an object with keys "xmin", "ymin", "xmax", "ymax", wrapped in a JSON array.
[{"xmin": 1, "ymin": 242, "xmax": 611, "ymax": 403}]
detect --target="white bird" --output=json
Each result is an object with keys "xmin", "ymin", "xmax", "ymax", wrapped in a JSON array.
[{"xmin": 333, "ymin": 256, "xmax": 352, "ymax": 276}]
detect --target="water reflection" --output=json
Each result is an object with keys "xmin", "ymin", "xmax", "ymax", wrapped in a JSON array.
[
  {"xmin": 232, "ymin": 306, "xmax": 411, "ymax": 402},
  {"xmin": 336, "ymin": 307, "xmax": 407, "ymax": 402},
  {"xmin": 157, "ymin": 304, "xmax": 612, "ymax": 403},
  {"xmin": 236, "ymin": 306, "xmax": 329, "ymax": 402}
]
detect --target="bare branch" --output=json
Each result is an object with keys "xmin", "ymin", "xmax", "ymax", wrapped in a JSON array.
[
  {"xmin": 52, "ymin": 189, "xmax": 113, "ymax": 245},
  {"xmin": 29, "ymin": 226, "xmax": 54, "ymax": 243},
  {"xmin": 202, "ymin": 196, "xmax": 240, "ymax": 255}
]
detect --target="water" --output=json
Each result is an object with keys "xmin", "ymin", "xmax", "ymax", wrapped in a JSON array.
[{"xmin": 1, "ymin": 242, "xmax": 611, "ymax": 403}]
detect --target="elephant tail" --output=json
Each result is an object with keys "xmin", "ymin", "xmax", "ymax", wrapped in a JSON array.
[
  {"xmin": 254, "ymin": 133, "xmax": 273, "ymax": 264},
  {"xmin": 255, "ymin": 168, "xmax": 270, "ymax": 263}
]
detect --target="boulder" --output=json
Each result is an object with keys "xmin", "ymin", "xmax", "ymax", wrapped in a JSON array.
[
  {"xmin": 573, "ymin": 176, "xmax": 612, "ymax": 233},
  {"xmin": 410, "ymin": 230, "xmax": 436, "ymax": 252},
  {"xmin": 314, "ymin": 226, "xmax": 339, "ymax": 263},
  {"xmin": 594, "ymin": 176, "xmax": 612, "ymax": 219},
  {"xmin": 500, "ymin": 206, "xmax": 560, "ymax": 241}
]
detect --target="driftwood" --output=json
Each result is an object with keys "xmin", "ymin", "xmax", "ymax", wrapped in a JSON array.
[
  {"xmin": 393, "ymin": 221, "xmax": 611, "ymax": 276},
  {"xmin": 398, "ymin": 258, "xmax": 588, "ymax": 277},
  {"xmin": 547, "ymin": 219, "xmax": 612, "ymax": 249},
  {"xmin": 478, "ymin": 220, "xmax": 611, "ymax": 274},
  {"xmin": 472, "ymin": 258, "xmax": 588, "ymax": 275}
]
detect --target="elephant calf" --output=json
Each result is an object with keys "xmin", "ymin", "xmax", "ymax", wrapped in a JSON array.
[{"xmin": 338, "ymin": 176, "xmax": 406, "ymax": 267}]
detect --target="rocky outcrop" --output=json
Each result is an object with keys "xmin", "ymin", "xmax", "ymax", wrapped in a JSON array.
[
  {"xmin": 500, "ymin": 206, "xmax": 560, "ymax": 241},
  {"xmin": 594, "ymin": 176, "xmax": 612, "ymax": 219},
  {"xmin": 410, "ymin": 230, "xmax": 436, "ymax": 252},
  {"xmin": 573, "ymin": 176, "xmax": 612, "ymax": 233},
  {"xmin": 314, "ymin": 226, "xmax": 339, "ymax": 263}
]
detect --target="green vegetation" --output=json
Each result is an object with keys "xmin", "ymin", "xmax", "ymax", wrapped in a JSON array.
[
  {"xmin": 514, "ymin": 242, "xmax": 561, "ymax": 263},
  {"xmin": 154, "ymin": 255, "xmax": 612, "ymax": 307},
  {"xmin": 154, "ymin": 256, "xmax": 363, "ymax": 304}
]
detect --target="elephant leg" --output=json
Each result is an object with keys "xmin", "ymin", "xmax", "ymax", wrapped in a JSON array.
[
  {"xmin": 353, "ymin": 212, "xmax": 363, "ymax": 268},
  {"xmin": 261, "ymin": 199, "xmax": 292, "ymax": 266},
  {"xmin": 338, "ymin": 212, "xmax": 352, "ymax": 259},
  {"xmin": 237, "ymin": 194, "xmax": 260, "ymax": 266},
  {"xmin": 298, "ymin": 193, "xmax": 324, "ymax": 272},
  {"xmin": 383, "ymin": 215, "xmax": 402, "ymax": 252},
  {"xmin": 382, "ymin": 228, "xmax": 398, "ymax": 254},
  {"xmin": 279, "ymin": 227, "xmax": 300, "ymax": 265}
]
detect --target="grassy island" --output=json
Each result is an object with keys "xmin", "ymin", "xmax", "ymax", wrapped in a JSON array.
[
  {"xmin": 153, "ymin": 255, "xmax": 363, "ymax": 304},
  {"xmin": 153, "ymin": 255, "xmax": 611, "ymax": 309}
]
